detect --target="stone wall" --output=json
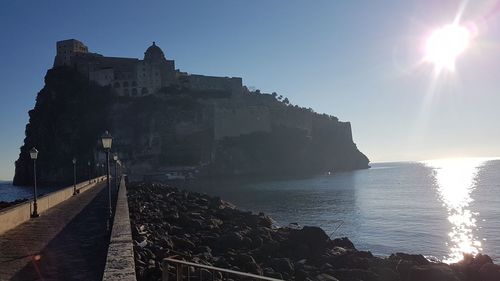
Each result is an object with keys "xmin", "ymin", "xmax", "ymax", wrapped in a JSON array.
[
  {"xmin": 213, "ymin": 104, "xmax": 271, "ymax": 140},
  {"xmin": 102, "ymin": 178, "xmax": 137, "ymax": 281}
]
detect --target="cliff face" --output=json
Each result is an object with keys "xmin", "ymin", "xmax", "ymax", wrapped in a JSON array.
[
  {"xmin": 13, "ymin": 67, "xmax": 113, "ymax": 186},
  {"xmin": 14, "ymin": 67, "xmax": 368, "ymax": 186}
]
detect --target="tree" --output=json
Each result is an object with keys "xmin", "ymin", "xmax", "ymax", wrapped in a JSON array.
[{"xmin": 283, "ymin": 97, "xmax": 290, "ymax": 105}]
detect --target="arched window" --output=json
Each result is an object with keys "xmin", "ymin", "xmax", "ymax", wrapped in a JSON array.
[
  {"xmin": 141, "ymin": 87, "xmax": 149, "ymax": 95},
  {"xmin": 113, "ymin": 82, "xmax": 120, "ymax": 88},
  {"xmin": 123, "ymin": 81, "xmax": 129, "ymax": 87},
  {"xmin": 132, "ymin": 88, "xmax": 138, "ymax": 96}
]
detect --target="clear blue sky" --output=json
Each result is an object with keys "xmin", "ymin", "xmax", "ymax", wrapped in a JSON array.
[{"xmin": 1, "ymin": 0, "xmax": 500, "ymax": 180}]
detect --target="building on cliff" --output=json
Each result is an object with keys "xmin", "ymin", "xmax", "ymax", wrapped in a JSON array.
[
  {"xmin": 7, "ymin": 39, "xmax": 370, "ymax": 185},
  {"xmin": 53, "ymin": 39, "xmax": 243, "ymax": 97}
]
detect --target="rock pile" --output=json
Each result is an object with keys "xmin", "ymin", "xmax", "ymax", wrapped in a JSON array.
[{"xmin": 128, "ymin": 182, "xmax": 500, "ymax": 281}]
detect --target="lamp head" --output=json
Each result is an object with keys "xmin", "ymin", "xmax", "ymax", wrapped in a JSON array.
[
  {"xmin": 29, "ymin": 147, "xmax": 39, "ymax": 160},
  {"xmin": 72, "ymin": 157, "xmax": 77, "ymax": 164},
  {"xmin": 101, "ymin": 131, "xmax": 113, "ymax": 149}
]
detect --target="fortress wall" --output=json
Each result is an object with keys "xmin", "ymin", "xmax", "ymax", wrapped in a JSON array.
[
  {"xmin": 89, "ymin": 68, "xmax": 115, "ymax": 86},
  {"xmin": 312, "ymin": 114, "xmax": 354, "ymax": 145},
  {"xmin": 269, "ymin": 106, "xmax": 313, "ymax": 133},
  {"xmin": 187, "ymin": 75, "xmax": 242, "ymax": 96},
  {"xmin": 214, "ymin": 105, "xmax": 271, "ymax": 140}
]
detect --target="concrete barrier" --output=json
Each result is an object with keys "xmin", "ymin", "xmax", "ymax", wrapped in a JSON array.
[
  {"xmin": 102, "ymin": 178, "xmax": 137, "ymax": 281},
  {"xmin": 0, "ymin": 176, "xmax": 107, "ymax": 235}
]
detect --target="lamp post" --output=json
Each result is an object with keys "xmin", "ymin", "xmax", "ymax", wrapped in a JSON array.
[
  {"xmin": 113, "ymin": 154, "xmax": 119, "ymax": 190},
  {"xmin": 87, "ymin": 161, "xmax": 91, "ymax": 184},
  {"xmin": 72, "ymin": 157, "xmax": 77, "ymax": 195},
  {"xmin": 29, "ymin": 147, "xmax": 39, "ymax": 218},
  {"xmin": 101, "ymin": 131, "xmax": 113, "ymax": 218}
]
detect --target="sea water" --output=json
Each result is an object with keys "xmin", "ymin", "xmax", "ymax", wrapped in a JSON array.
[
  {"xmin": 0, "ymin": 181, "xmax": 59, "ymax": 202},
  {"xmin": 185, "ymin": 158, "xmax": 500, "ymax": 262},
  {"xmin": 2, "ymin": 159, "xmax": 499, "ymax": 262}
]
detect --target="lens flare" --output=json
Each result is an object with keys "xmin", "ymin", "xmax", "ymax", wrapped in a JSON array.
[{"xmin": 424, "ymin": 24, "xmax": 471, "ymax": 72}]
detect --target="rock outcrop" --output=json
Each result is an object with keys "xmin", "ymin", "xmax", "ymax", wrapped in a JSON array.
[
  {"xmin": 14, "ymin": 67, "xmax": 368, "ymax": 186},
  {"xmin": 128, "ymin": 182, "xmax": 500, "ymax": 281}
]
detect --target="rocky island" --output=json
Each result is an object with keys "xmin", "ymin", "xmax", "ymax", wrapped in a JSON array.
[
  {"xmin": 13, "ymin": 39, "xmax": 368, "ymax": 186},
  {"xmin": 129, "ymin": 182, "xmax": 500, "ymax": 281}
]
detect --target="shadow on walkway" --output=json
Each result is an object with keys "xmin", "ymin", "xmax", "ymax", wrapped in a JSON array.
[{"xmin": 10, "ymin": 182, "xmax": 117, "ymax": 281}]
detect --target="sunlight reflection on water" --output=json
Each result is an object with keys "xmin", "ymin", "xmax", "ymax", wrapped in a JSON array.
[{"xmin": 424, "ymin": 158, "xmax": 493, "ymax": 263}]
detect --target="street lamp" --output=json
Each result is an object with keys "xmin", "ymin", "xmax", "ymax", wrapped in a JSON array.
[
  {"xmin": 29, "ymin": 147, "xmax": 39, "ymax": 218},
  {"xmin": 113, "ymin": 154, "xmax": 119, "ymax": 190},
  {"xmin": 101, "ymin": 131, "xmax": 113, "ymax": 218},
  {"xmin": 72, "ymin": 157, "xmax": 77, "ymax": 195},
  {"xmin": 87, "ymin": 161, "xmax": 91, "ymax": 184}
]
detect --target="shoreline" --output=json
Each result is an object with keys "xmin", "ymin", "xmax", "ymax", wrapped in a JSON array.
[{"xmin": 128, "ymin": 182, "xmax": 500, "ymax": 281}]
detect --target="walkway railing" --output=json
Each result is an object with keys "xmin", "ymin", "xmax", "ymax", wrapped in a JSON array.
[
  {"xmin": 162, "ymin": 258, "xmax": 284, "ymax": 281},
  {"xmin": 0, "ymin": 176, "xmax": 107, "ymax": 235}
]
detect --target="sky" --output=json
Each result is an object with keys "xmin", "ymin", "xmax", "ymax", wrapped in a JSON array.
[{"xmin": 1, "ymin": 0, "xmax": 500, "ymax": 180}]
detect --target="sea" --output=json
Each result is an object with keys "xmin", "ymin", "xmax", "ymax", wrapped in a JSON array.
[
  {"xmin": 0, "ymin": 181, "xmax": 59, "ymax": 203},
  {"xmin": 2, "ymin": 158, "xmax": 500, "ymax": 262},
  {"xmin": 184, "ymin": 158, "xmax": 500, "ymax": 263}
]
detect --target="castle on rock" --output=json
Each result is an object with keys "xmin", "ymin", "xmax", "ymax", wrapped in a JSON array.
[{"xmin": 53, "ymin": 39, "xmax": 243, "ymax": 97}]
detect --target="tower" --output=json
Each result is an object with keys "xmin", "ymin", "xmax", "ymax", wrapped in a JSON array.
[{"xmin": 53, "ymin": 39, "xmax": 89, "ymax": 67}]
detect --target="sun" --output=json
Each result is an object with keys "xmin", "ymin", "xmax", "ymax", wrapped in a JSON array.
[{"xmin": 425, "ymin": 24, "xmax": 471, "ymax": 72}]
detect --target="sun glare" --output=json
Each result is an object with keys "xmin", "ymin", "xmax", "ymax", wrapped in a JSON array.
[
  {"xmin": 425, "ymin": 24, "xmax": 471, "ymax": 72},
  {"xmin": 423, "ymin": 158, "xmax": 493, "ymax": 263}
]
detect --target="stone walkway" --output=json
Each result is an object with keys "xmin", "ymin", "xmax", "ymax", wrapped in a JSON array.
[{"xmin": 0, "ymin": 181, "xmax": 117, "ymax": 281}]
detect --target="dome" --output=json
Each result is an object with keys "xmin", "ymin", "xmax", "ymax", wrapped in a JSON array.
[{"xmin": 144, "ymin": 41, "xmax": 166, "ymax": 62}]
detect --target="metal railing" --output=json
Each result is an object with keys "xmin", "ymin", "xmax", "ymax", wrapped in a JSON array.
[{"xmin": 162, "ymin": 258, "xmax": 284, "ymax": 281}]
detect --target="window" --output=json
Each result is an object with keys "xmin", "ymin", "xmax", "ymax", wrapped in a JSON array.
[
  {"xmin": 123, "ymin": 81, "xmax": 129, "ymax": 87},
  {"xmin": 132, "ymin": 88, "xmax": 138, "ymax": 96},
  {"xmin": 141, "ymin": 87, "xmax": 149, "ymax": 95},
  {"xmin": 113, "ymin": 82, "xmax": 120, "ymax": 88},
  {"xmin": 132, "ymin": 81, "xmax": 137, "ymax": 87},
  {"xmin": 124, "ymin": 88, "xmax": 130, "ymax": 96}
]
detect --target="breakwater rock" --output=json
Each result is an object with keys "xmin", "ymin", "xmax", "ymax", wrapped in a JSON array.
[{"xmin": 128, "ymin": 182, "xmax": 500, "ymax": 281}]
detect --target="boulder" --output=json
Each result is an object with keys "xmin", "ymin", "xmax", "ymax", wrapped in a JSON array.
[
  {"xmin": 408, "ymin": 264, "xmax": 460, "ymax": 281},
  {"xmin": 171, "ymin": 236, "xmax": 195, "ymax": 250},
  {"xmin": 389, "ymin": 253, "xmax": 430, "ymax": 266},
  {"xmin": 479, "ymin": 263, "xmax": 500, "ymax": 281},
  {"xmin": 315, "ymin": 273, "xmax": 340, "ymax": 281},
  {"xmin": 330, "ymin": 237, "xmax": 356, "ymax": 250},
  {"xmin": 329, "ymin": 268, "xmax": 380, "ymax": 281},
  {"xmin": 244, "ymin": 261, "xmax": 263, "ymax": 275},
  {"xmin": 232, "ymin": 254, "xmax": 256, "ymax": 266},
  {"xmin": 215, "ymin": 232, "xmax": 247, "ymax": 251},
  {"xmin": 270, "ymin": 257, "xmax": 294, "ymax": 273},
  {"xmin": 289, "ymin": 226, "xmax": 329, "ymax": 256}
]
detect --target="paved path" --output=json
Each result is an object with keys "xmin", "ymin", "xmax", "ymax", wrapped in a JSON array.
[{"xmin": 0, "ymin": 181, "xmax": 117, "ymax": 281}]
